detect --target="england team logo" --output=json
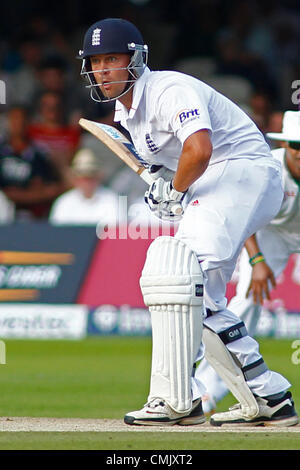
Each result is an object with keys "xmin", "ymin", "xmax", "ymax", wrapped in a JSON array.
[
  {"xmin": 92, "ymin": 28, "xmax": 101, "ymax": 46},
  {"xmin": 145, "ymin": 133, "xmax": 159, "ymax": 153}
]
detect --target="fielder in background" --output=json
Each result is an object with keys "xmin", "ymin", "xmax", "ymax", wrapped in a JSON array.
[
  {"xmin": 196, "ymin": 110, "xmax": 300, "ymax": 414},
  {"xmin": 78, "ymin": 18, "xmax": 299, "ymax": 427}
]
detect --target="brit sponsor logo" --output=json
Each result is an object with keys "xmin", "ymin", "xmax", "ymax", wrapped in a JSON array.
[{"xmin": 177, "ymin": 108, "xmax": 201, "ymax": 124}]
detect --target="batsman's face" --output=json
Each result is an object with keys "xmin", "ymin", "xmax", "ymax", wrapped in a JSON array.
[
  {"xmin": 90, "ymin": 53, "xmax": 131, "ymax": 100},
  {"xmin": 74, "ymin": 174, "xmax": 102, "ymax": 198}
]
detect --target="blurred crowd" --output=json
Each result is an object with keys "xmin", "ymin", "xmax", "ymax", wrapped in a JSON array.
[{"xmin": 0, "ymin": 0, "xmax": 299, "ymax": 225}]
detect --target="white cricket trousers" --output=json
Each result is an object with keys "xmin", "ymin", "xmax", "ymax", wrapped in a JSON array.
[
  {"xmin": 174, "ymin": 157, "xmax": 291, "ymax": 398},
  {"xmin": 195, "ymin": 224, "xmax": 300, "ymax": 404},
  {"xmin": 229, "ymin": 225, "xmax": 300, "ymax": 336}
]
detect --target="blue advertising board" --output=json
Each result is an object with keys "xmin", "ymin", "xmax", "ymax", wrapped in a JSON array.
[{"xmin": 0, "ymin": 223, "xmax": 97, "ymax": 303}]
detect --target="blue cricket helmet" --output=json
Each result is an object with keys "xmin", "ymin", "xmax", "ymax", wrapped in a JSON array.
[
  {"xmin": 78, "ymin": 18, "xmax": 148, "ymax": 102},
  {"xmin": 80, "ymin": 18, "xmax": 145, "ymax": 57}
]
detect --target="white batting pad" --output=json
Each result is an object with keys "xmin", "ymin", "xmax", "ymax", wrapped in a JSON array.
[
  {"xmin": 140, "ymin": 236, "xmax": 204, "ymax": 412},
  {"xmin": 203, "ymin": 327, "xmax": 259, "ymax": 419}
]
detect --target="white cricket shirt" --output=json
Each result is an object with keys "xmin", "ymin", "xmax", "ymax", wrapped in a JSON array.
[
  {"xmin": 49, "ymin": 186, "xmax": 119, "ymax": 226},
  {"xmin": 270, "ymin": 148, "xmax": 300, "ymax": 236},
  {"xmin": 114, "ymin": 67, "xmax": 272, "ymax": 171}
]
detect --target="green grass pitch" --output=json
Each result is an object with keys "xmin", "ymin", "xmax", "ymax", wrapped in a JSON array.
[{"xmin": 0, "ymin": 336, "xmax": 299, "ymax": 450}]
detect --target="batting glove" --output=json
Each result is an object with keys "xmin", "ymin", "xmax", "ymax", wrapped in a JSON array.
[
  {"xmin": 144, "ymin": 177, "xmax": 186, "ymax": 221},
  {"xmin": 148, "ymin": 164, "xmax": 175, "ymax": 182}
]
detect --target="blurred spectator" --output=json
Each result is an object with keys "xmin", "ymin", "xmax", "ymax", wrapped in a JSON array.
[
  {"xmin": 265, "ymin": 110, "xmax": 284, "ymax": 149},
  {"xmin": 37, "ymin": 57, "xmax": 67, "ymax": 94},
  {"xmin": 0, "ymin": 106, "xmax": 66, "ymax": 220},
  {"xmin": 271, "ymin": 11, "xmax": 300, "ymax": 68},
  {"xmin": 167, "ymin": 0, "xmax": 221, "ymax": 64},
  {"xmin": 49, "ymin": 148, "xmax": 120, "ymax": 226},
  {"xmin": 0, "ymin": 1, "xmax": 299, "ymax": 130},
  {"xmin": 32, "ymin": 56, "xmax": 84, "ymax": 124},
  {"xmin": 214, "ymin": 1, "xmax": 277, "ymax": 99},
  {"xmin": 31, "ymin": 55, "xmax": 115, "ymax": 126},
  {"xmin": 109, "ymin": 166, "xmax": 148, "ymax": 207},
  {"xmin": 215, "ymin": 31, "xmax": 275, "ymax": 98},
  {"xmin": 28, "ymin": 91, "xmax": 81, "ymax": 173},
  {"xmin": 244, "ymin": 5, "xmax": 276, "ymax": 68},
  {"xmin": 79, "ymin": 130, "xmax": 127, "ymax": 186},
  {"xmin": 9, "ymin": 33, "xmax": 42, "ymax": 108},
  {"xmin": 266, "ymin": 110, "xmax": 284, "ymax": 134},
  {"xmin": 248, "ymin": 91, "xmax": 271, "ymax": 133}
]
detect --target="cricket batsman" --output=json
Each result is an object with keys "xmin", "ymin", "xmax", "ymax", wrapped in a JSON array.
[
  {"xmin": 195, "ymin": 111, "xmax": 300, "ymax": 415},
  {"xmin": 78, "ymin": 18, "xmax": 298, "ymax": 426}
]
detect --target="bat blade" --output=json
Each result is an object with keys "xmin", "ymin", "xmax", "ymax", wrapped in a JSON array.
[
  {"xmin": 79, "ymin": 118, "xmax": 183, "ymax": 215},
  {"xmin": 79, "ymin": 118, "xmax": 152, "ymax": 183}
]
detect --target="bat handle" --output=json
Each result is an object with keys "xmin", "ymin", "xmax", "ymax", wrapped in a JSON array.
[{"xmin": 140, "ymin": 169, "xmax": 154, "ymax": 185}]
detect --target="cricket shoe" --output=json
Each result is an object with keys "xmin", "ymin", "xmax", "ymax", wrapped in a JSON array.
[
  {"xmin": 124, "ymin": 397, "xmax": 206, "ymax": 426},
  {"xmin": 210, "ymin": 391, "xmax": 299, "ymax": 427}
]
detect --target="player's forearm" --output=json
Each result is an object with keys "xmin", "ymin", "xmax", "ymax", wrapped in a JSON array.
[
  {"xmin": 172, "ymin": 130, "xmax": 212, "ymax": 192},
  {"xmin": 173, "ymin": 152, "xmax": 210, "ymax": 192},
  {"xmin": 244, "ymin": 234, "xmax": 261, "ymax": 258}
]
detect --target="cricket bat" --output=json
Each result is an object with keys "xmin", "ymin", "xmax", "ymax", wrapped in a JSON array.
[
  {"xmin": 79, "ymin": 118, "xmax": 153, "ymax": 185},
  {"xmin": 79, "ymin": 118, "xmax": 183, "ymax": 215}
]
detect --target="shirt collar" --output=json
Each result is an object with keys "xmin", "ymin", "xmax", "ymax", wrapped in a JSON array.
[{"xmin": 114, "ymin": 66, "xmax": 151, "ymax": 123}]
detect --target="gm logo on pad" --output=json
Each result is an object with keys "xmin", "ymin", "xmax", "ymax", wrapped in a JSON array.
[
  {"xmin": 195, "ymin": 284, "xmax": 203, "ymax": 297},
  {"xmin": 177, "ymin": 109, "xmax": 200, "ymax": 124}
]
